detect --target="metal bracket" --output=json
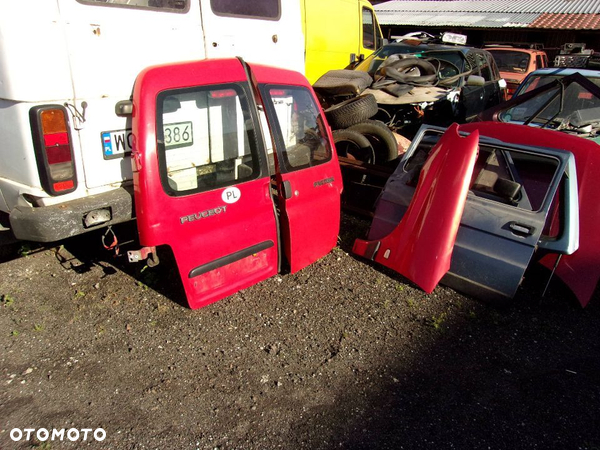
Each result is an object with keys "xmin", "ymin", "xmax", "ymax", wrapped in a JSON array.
[{"xmin": 127, "ymin": 246, "xmax": 159, "ymax": 267}]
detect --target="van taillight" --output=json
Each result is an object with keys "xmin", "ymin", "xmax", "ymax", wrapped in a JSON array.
[{"xmin": 30, "ymin": 105, "xmax": 77, "ymax": 195}]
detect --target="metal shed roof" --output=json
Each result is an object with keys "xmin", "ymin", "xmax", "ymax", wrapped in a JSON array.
[{"xmin": 375, "ymin": 1, "xmax": 600, "ymax": 28}]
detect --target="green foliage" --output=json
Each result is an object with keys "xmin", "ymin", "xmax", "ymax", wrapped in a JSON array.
[
  {"xmin": 2, "ymin": 294, "xmax": 15, "ymax": 307},
  {"xmin": 426, "ymin": 312, "xmax": 447, "ymax": 330}
]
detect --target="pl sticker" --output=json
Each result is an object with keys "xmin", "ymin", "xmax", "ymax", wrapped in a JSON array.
[{"xmin": 222, "ymin": 186, "xmax": 241, "ymax": 204}]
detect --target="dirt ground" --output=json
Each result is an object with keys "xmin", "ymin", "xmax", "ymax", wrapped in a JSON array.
[{"xmin": 1, "ymin": 214, "xmax": 599, "ymax": 450}]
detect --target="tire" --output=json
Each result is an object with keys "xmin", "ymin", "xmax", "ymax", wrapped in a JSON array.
[
  {"xmin": 381, "ymin": 57, "xmax": 437, "ymax": 85},
  {"xmin": 324, "ymin": 94, "xmax": 378, "ymax": 130},
  {"xmin": 333, "ymin": 129, "xmax": 376, "ymax": 163},
  {"xmin": 332, "ymin": 129, "xmax": 376, "ymax": 184},
  {"xmin": 347, "ymin": 120, "xmax": 398, "ymax": 163}
]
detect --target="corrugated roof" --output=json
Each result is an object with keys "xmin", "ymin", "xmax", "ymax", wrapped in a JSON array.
[
  {"xmin": 375, "ymin": 1, "xmax": 600, "ymax": 28},
  {"xmin": 377, "ymin": 11, "xmax": 540, "ymax": 27},
  {"xmin": 376, "ymin": 1, "xmax": 600, "ymax": 14},
  {"xmin": 530, "ymin": 12, "xmax": 600, "ymax": 28}
]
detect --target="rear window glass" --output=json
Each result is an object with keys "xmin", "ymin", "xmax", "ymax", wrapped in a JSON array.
[
  {"xmin": 262, "ymin": 85, "xmax": 332, "ymax": 172},
  {"xmin": 156, "ymin": 84, "xmax": 264, "ymax": 196},
  {"xmin": 77, "ymin": 0, "xmax": 188, "ymax": 13},
  {"xmin": 488, "ymin": 50, "xmax": 531, "ymax": 74},
  {"xmin": 210, "ymin": 0, "xmax": 280, "ymax": 20}
]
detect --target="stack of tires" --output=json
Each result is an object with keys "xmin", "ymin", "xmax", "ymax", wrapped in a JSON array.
[{"xmin": 324, "ymin": 94, "xmax": 398, "ymax": 166}]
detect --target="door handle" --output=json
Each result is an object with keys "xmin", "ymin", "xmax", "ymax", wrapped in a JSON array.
[
  {"xmin": 282, "ymin": 180, "xmax": 293, "ymax": 199},
  {"xmin": 509, "ymin": 222, "xmax": 535, "ymax": 236}
]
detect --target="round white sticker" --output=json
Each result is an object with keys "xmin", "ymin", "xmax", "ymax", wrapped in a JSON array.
[{"xmin": 222, "ymin": 186, "xmax": 241, "ymax": 204}]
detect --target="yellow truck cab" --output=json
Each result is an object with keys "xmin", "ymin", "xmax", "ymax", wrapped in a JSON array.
[{"xmin": 302, "ymin": 0, "xmax": 384, "ymax": 84}]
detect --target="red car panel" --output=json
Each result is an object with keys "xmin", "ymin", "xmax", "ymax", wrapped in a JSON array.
[
  {"xmin": 353, "ymin": 123, "xmax": 479, "ymax": 293},
  {"xmin": 461, "ymin": 121, "xmax": 600, "ymax": 307},
  {"xmin": 132, "ymin": 59, "xmax": 342, "ymax": 309}
]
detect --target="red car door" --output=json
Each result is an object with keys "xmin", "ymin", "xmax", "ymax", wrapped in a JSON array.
[
  {"xmin": 252, "ymin": 65, "xmax": 344, "ymax": 273},
  {"xmin": 132, "ymin": 59, "xmax": 279, "ymax": 309},
  {"xmin": 132, "ymin": 59, "xmax": 342, "ymax": 309}
]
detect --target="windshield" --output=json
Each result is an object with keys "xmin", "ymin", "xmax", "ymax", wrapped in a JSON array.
[
  {"xmin": 355, "ymin": 45, "xmax": 467, "ymax": 82},
  {"xmin": 488, "ymin": 50, "xmax": 531, "ymax": 74},
  {"xmin": 519, "ymin": 74, "xmax": 600, "ymax": 94},
  {"xmin": 499, "ymin": 79, "xmax": 600, "ymax": 129}
]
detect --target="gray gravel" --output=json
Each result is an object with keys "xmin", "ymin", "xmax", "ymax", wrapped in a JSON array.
[{"xmin": 1, "ymin": 215, "xmax": 599, "ymax": 449}]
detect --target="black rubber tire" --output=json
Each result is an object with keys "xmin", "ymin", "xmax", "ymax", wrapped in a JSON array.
[
  {"xmin": 332, "ymin": 129, "xmax": 376, "ymax": 184},
  {"xmin": 381, "ymin": 57, "xmax": 437, "ymax": 85},
  {"xmin": 324, "ymin": 94, "xmax": 378, "ymax": 130},
  {"xmin": 333, "ymin": 129, "xmax": 376, "ymax": 162},
  {"xmin": 347, "ymin": 120, "xmax": 398, "ymax": 163}
]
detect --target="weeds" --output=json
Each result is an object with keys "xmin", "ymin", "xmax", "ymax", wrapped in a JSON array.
[
  {"xmin": 2, "ymin": 294, "xmax": 15, "ymax": 307},
  {"xmin": 10, "ymin": 330, "xmax": 19, "ymax": 337},
  {"xmin": 426, "ymin": 312, "xmax": 447, "ymax": 330},
  {"xmin": 33, "ymin": 323, "xmax": 44, "ymax": 332}
]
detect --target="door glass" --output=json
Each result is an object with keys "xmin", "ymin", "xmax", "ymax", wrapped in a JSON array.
[
  {"xmin": 362, "ymin": 8, "xmax": 376, "ymax": 50},
  {"xmin": 156, "ymin": 84, "xmax": 263, "ymax": 196},
  {"xmin": 404, "ymin": 130, "xmax": 560, "ymax": 211},
  {"xmin": 475, "ymin": 52, "xmax": 492, "ymax": 82},
  {"xmin": 210, "ymin": 0, "xmax": 280, "ymax": 20},
  {"xmin": 263, "ymin": 86, "xmax": 332, "ymax": 172},
  {"xmin": 77, "ymin": 0, "xmax": 188, "ymax": 12}
]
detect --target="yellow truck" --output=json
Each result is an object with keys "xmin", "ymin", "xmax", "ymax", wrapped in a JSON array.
[{"xmin": 303, "ymin": 0, "xmax": 384, "ymax": 84}]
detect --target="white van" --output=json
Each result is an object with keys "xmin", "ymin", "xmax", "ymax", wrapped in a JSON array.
[{"xmin": 0, "ymin": 0, "xmax": 381, "ymax": 244}]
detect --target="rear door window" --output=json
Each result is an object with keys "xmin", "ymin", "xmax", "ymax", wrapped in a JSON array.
[
  {"xmin": 156, "ymin": 84, "xmax": 263, "ymax": 196},
  {"xmin": 210, "ymin": 0, "xmax": 280, "ymax": 20},
  {"xmin": 262, "ymin": 86, "xmax": 332, "ymax": 172},
  {"xmin": 77, "ymin": 0, "xmax": 189, "ymax": 12}
]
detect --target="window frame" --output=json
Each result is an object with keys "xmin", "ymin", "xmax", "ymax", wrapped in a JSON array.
[
  {"xmin": 155, "ymin": 83, "xmax": 267, "ymax": 198},
  {"xmin": 209, "ymin": 0, "xmax": 281, "ymax": 21},
  {"xmin": 76, "ymin": 0, "xmax": 190, "ymax": 13}
]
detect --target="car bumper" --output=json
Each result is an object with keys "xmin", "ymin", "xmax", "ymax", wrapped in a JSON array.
[{"xmin": 9, "ymin": 187, "xmax": 135, "ymax": 242}]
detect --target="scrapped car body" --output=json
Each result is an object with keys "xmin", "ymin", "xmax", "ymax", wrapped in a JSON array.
[
  {"xmin": 131, "ymin": 58, "xmax": 343, "ymax": 309},
  {"xmin": 486, "ymin": 47, "xmax": 549, "ymax": 97},
  {"xmin": 347, "ymin": 38, "xmax": 506, "ymax": 137},
  {"xmin": 355, "ymin": 122, "xmax": 579, "ymax": 304},
  {"xmin": 478, "ymin": 71, "xmax": 600, "ymax": 306},
  {"xmin": 353, "ymin": 123, "xmax": 479, "ymax": 293}
]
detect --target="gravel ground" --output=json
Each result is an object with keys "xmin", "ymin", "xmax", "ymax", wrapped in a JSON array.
[{"xmin": 1, "ymin": 215, "xmax": 599, "ymax": 450}]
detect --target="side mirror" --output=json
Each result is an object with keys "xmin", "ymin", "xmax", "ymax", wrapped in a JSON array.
[{"xmin": 466, "ymin": 75, "xmax": 485, "ymax": 87}]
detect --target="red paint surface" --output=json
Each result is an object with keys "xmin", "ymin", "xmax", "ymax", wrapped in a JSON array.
[
  {"xmin": 353, "ymin": 123, "xmax": 479, "ymax": 293},
  {"xmin": 132, "ymin": 59, "xmax": 342, "ymax": 309},
  {"xmin": 462, "ymin": 121, "xmax": 600, "ymax": 307}
]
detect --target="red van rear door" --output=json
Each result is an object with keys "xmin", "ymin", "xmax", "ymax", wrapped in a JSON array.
[
  {"xmin": 132, "ymin": 59, "xmax": 279, "ymax": 309},
  {"xmin": 253, "ymin": 66, "xmax": 344, "ymax": 273}
]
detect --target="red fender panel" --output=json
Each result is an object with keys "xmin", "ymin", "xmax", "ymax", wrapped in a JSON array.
[{"xmin": 353, "ymin": 123, "xmax": 479, "ymax": 293}]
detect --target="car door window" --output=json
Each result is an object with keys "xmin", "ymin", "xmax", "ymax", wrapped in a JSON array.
[
  {"xmin": 475, "ymin": 52, "xmax": 493, "ymax": 82},
  {"xmin": 362, "ymin": 8, "xmax": 376, "ymax": 50},
  {"xmin": 156, "ymin": 84, "xmax": 263, "ymax": 195},
  {"xmin": 262, "ymin": 86, "xmax": 332, "ymax": 172},
  {"xmin": 404, "ymin": 130, "xmax": 560, "ymax": 211}
]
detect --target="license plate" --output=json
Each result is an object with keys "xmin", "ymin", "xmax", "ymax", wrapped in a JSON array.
[
  {"xmin": 101, "ymin": 121, "xmax": 193, "ymax": 159},
  {"xmin": 164, "ymin": 121, "xmax": 193, "ymax": 149},
  {"xmin": 101, "ymin": 128, "xmax": 133, "ymax": 160}
]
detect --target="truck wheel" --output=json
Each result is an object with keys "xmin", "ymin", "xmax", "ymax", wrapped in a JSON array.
[
  {"xmin": 325, "ymin": 94, "xmax": 378, "ymax": 130},
  {"xmin": 347, "ymin": 120, "xmax": 398, "ymax": 163}
]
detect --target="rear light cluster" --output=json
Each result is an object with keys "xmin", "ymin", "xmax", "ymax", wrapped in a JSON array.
[{"xmin": 30, "ymin": 105, "xmax": 77, "ymax": 195}]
